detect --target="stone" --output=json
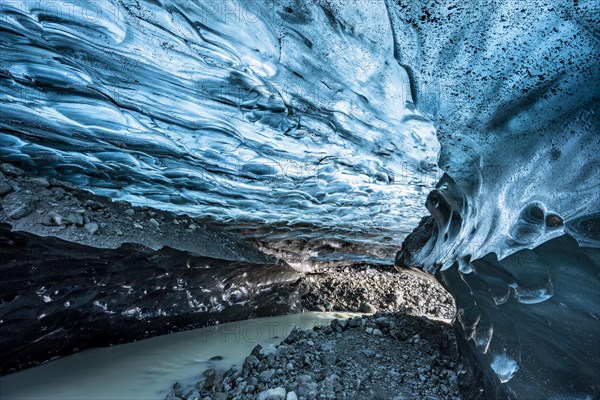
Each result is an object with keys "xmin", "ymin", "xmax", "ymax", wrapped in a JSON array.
[
  {"xmin": 0, "ymin": 182, "xmax": 13, "ymax": 196},
  {"xmin": 286, "ymin": 392, "xmax": 298, "ymax": 400},
  {"xmin": 259, "ymin": 345, "xmax": 278, "ymax": 357},
  {"xmin": 320, "ymin": 342, "xmax": 334, "ymax": 352},
  {"xmin": 85, "ymin": 223, "xmax": 99, "ymax": 234},
  {"xmin": 28, "ymin": 177, "xmax": 50, "ymax": 188},
  {"xmin": 133, "ymin": 222, "xmax": 143, "ymax": 230},
  {"xmin": 348, "ymin": 318, "xmax": 361, "ymax": 328},
  {"xmin": 149, "ymin": 218, "xmax": 160, "ymax": 227},
  {"xmin": 182, "ymin": 389, "xmax": 200, "ymax": 400},
  {"xmin": 257, "ymin": 387, "xmax": 286, "ymax": 400},
  {"xmin": 49, "ymin": 212, "xmax": 62, "ymax": 226},
  {"xmin": 360, "ymin": 302, "xmax": 377, "ymax": 313},
  {"xmin": 203, "ymin": 368, "xmax": 216, "ymax": 389},
  {"xmin": 374, "ymin": 317, "xmax": 390, "ymax": 328},
  {"xmin": 85, "ymin": 200, "xmax": 103, "ymax": 210},
  {"xmin": 296, "ymin": 382, "xmax": 317, "ymax": 398},
  {"xmin": 320, "ymin": 354, "xmax": 337, "ymax": 366},
  {"xmin": 8, "ymin": 202, "xmax": 34, "ymax": 220},
  {"xmin": 361, "ymin": 349, "xmax": 376, "ymax": 358},
  {"xmin": 302, "ymin": 354, "xmax": 311, "ymax": 366},
  {"xmin": 295, "ymin": 374, "xmax": 313, "ymax": 384},
  {"xmin": 64, "ymin": 213, "xmax": 84, "ymax": 227},
  {"xmin": 259, "ymin": 369, "xmax": 274, "ymax": 383},
  {"xmin": 251, "ymin": 344, "xmax": 263, "ymax": 357},
  {"xmin": 243, "ymin": 355, "xmax": 260, "ymax": 370},
  {"xmin": 125, "ymin": 208, "xmax": 135, "ymax": 216},
  {"xmin": 0, "ymin": 163, "xmax": 24, "ymax": 177}
]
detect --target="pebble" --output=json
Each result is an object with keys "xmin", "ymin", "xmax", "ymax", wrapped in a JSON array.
[
  {"xmin": 8, "ymin": 203, "xmax": 34, "ymax": 220},
  {"xmin": 85, "ymin": 200, "xmax": 103, "ymax": 210},
  {"xmin": 0, "ymin": 163, "xmax": 24, "ymax": 177},
  {"xmin": 64, "ymin": 213, "xmax": 84, "ymax": 227},
  {"xmin": 28, "ymin": 177, "xmax": 50, "ymax": 188},
  {"xmin": 0, "ymin": 182, "xmax": 13, "ymax": 196},
  {"xmin": 85, "ymin": 223, "xmax": 99, "ymax": 234},
  {"xmin": 348, "ymin": 318, "xmax": 361, "ymax": 328},
  {"xmin": 257, "ymin": 387, "xmax": 286, "ymax": 400},
  {"xmin": 286, "ymin": 392, "xmax": 298, "ymax": 400},
  {"xmin": 49, "ymin": 212, "xmax": 62, "ymax": 226},
  {"xmin": 259, "ymin": 369, "xmax": 274, "ymax": 382},
  {"xmin": 360, "ymin": 303, "xmax": 377, "ymax": 314}
]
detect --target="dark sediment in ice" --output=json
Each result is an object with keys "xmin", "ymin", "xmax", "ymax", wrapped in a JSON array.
[
  {"xmin": 0, "ymin": 169, "xmax": 274, "ymax": 264},
  {"xmin": 0, "ymin": 224, "xmax": 299, "ymax": 374}
]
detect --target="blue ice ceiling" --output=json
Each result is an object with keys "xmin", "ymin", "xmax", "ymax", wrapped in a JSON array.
[{"xmin": 0, "ymin": 0, "xmax": 439, "ymax": 263}]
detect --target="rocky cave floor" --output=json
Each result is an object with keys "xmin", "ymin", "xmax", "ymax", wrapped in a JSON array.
[
  {"xmin": 0, "ymin": 163, "xmax": 465, "ymax": 400},
  {"xmin": 168, "ymin": 267, "xmax": 463, "ymax": 400},
  {"xmin": 166, "ymin": 311, "xmax": 463, "ymax": 400}
]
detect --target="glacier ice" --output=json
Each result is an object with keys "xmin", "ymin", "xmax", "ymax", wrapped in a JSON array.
[
  {"xmin": 1, "ymin": 0, "xmax": 599, "ymax": 398},
  {"xmin": 391, "ymin": 1, "xmax": 599, "ymax": 398},
  {"xmin": 0, "ymin": 0, "xmax": 439, "ymax": 265}
]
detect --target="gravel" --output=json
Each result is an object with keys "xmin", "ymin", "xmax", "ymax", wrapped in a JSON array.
[
  {"xmin": 166, "ymin": 312, "xmax": 464, "ymax": 400},
  {"xmin": 296, "ymin": 264, "xmax": 456, "ymax": 320}
]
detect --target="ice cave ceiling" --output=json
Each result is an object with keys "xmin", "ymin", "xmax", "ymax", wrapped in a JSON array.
[
  {"xmin": 0, "ymin": 0, "xmax": 442, "ymax": 265},
  {"xmin": 1, "ymin": 0, "xmax": 597, "ymax": 265}
]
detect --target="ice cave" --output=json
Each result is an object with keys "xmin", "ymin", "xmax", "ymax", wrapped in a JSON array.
[{"xmin": 0, "ymin": 0, "xmax": 598, "ymax": 399}]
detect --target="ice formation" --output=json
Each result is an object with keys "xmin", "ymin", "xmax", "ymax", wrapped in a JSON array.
[
  {"xmin": 0, "ymin": 0, "xmax": 599, "ymax": 398},
  {"xmin": 0, "ymin": 0, "xmax": 439, "ymax": 265}
]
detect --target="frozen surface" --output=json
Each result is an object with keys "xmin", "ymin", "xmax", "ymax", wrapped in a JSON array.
[
  {"xmin": 437, "ymin": 235, "xmax": 600, "ymax": 399},
  {"xmin": 0, "ymin": 0, "xmax": 439, "ymax": 265}
]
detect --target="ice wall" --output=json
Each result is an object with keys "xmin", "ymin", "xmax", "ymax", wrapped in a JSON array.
[
  {"xmin": 0, "ymin": 223, "xmax": 300, "ymax": 374},
  {"xmin": 388, "ymin": 0, "xmax": 599, "ymax": 266},
  {"xmin": 391, "ymin": 0, "xmax": 600, "ymax": 398}
]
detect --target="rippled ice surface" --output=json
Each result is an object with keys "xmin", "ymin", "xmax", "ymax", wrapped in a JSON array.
[{"xmin": 0, "ymin": 0, "xmax": 439, "ymax": 264}]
